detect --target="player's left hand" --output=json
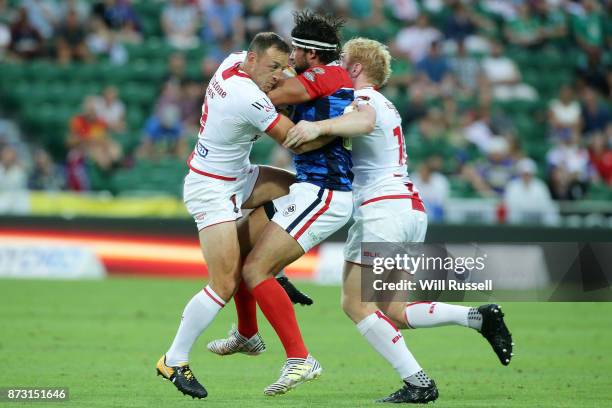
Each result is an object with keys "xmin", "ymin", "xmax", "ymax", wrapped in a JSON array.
[{"xmin": 284, "ymin": 120, "xmax": 321, "ymax": 149}]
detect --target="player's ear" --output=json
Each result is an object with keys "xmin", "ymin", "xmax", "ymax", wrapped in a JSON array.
[
  {"xmin": 306, "ymin": 49, "xmax": 317, "ymax": 61},
  {"xmin": 246, "ymin": 51, "xmax": 258, "ymax": 64}
]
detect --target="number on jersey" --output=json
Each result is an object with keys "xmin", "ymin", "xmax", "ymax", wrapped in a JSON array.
[{"xmin": 393, "ymin": 126, "xmax": 406, "ymax": 165}]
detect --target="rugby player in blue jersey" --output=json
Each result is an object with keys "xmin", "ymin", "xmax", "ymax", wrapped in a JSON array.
[{"xmin": 208, "ymin": 11, "xmax": 354, "ymax": 396}]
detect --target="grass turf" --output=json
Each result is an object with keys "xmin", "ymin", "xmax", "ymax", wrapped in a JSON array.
[{"xmin": 0, "ymin": 277, "xmax": 611, "ymax": 408}]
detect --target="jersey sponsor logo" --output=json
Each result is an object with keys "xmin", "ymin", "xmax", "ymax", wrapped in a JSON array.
[
  {"xmin": 210, "ymin": 77, "xmax": 227, "ymax": 98},
  {"xmin": 304, "ymin": 67, "xmax": 327, "ymax": 82},
  {"xmin": 251, "ymin": 98, "xmax": 275, "ymax": 112},
  {"xmin": 261, "ymin": 112, "xmax": 279, "ymax": 127},
  {"xmin": 356, "ymin": 95, "xmax": 370, "ymax": 101},
  {"xmin": 196, "ymin": 141, "xmax": 209, "ymax": 158},
  {"xmin": 283, "ymin": 204, "xmax": 296, "ymax": 216}
]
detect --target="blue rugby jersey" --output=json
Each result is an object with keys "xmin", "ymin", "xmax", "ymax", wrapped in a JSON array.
[{"xmin": 293, "ymin": 64, "xmax": 354, "ymax": 191}]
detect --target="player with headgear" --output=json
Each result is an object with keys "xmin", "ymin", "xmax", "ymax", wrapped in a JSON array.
[{"xmin": 207, "ymin": 10, "xmax": 355, "ymax": 396}]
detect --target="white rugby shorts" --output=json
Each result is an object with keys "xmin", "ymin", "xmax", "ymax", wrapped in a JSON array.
[
  {"xmin": 184, "ymin": 165, "xmax": 260, "ymax": 230},
  {"xmin": 344, "ymin": 195, "xmax": 427, "ymax": 265},
  {"xmin": 270, "ymin": 182, "xmax": 352, "ymax": 252}
]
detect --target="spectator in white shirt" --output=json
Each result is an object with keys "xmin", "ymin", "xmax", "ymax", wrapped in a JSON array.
[
  {"xmin": 0, "ymin": 144, "xmax": 27, "ymax": 191},
  {"xmin": 548, "ymin": 85, "xmax": 581, "ymax": 141},
  {"xmin": 161, "ymin": 0, "xmax": 199, "ymax": 50},
  {"xmin": 481, "ymin": 41, "xmax": 538, "ymax": 101},
  {"xmin": 412, "ymin": 157, "xmax": 449, "ymax": 222},
  {"xmin": 547, "ymin": 133, "xmax": 592, "ymax": 200},
  {"xmin": 505, "ymin": 158, "xmax": 559, "ymax": 225},
  {"xmin": 93, "ymin": 86, "xmax": 125, "ymax": 133},
  {"xmin": 393, "ymin": 14, "xmax": 441, "ymax": 63}
]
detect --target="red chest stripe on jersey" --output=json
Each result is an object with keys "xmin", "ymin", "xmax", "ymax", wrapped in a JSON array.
[
  {"xmin": 297, "ymin": 65, "xmax": 353, "ymax": 99},
  {"xmin": 186, "ymin": 151, "xmax": 237, "ymax": 181},
  {"xmin": 222, "ymin": 62, "xmax": 251, "ymax": 80}
]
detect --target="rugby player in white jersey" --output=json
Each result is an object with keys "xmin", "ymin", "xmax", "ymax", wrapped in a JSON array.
[
  {"xmin": 155, "ymin": 32, "xmax": 307, "ymax": 399},
  {"xmin": 285, "ymin": 38, "xmax": 514, "ymax": 403}
]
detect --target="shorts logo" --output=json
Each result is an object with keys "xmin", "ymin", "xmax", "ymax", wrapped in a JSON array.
[
  {"xmin": 307, "ymin": 230, "xmax": 321, "ymax": 242},
  {"xmin": 283, "ymin": 204, "xmax": 296, "ymax": 216},
  {"xmin": 196, "ymin": 142, "xmax": 209, "ymax": 158},
  {"xmin": 195, "ymin": 212, "xmax": 206, "ymax": 221}
]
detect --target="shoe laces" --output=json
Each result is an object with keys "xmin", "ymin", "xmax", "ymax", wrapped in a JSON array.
[
  {"xmin": 279, "ymin": 360, "xmax": 308, "ymax": 380},
  {"xmin": 180, "ymin": 365, "xmax": 195, "ymax": 381}
]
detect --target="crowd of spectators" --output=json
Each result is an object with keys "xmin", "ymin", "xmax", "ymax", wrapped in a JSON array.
[{"xmin": 0, "ymin": 0, "xmax": 610, "ymax": 225}]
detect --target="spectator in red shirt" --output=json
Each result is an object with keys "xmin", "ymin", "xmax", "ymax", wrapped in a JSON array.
[
  {"xmin": 589, "ymin": 132, "xmax": 612, "ymax": 185},
  {"xmin": 67, "ymin": 96, "xmax": 122, "ymax": 172}
]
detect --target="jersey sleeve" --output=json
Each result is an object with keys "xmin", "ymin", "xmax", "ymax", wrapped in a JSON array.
[
  {"xmin": 296, "ymin": 66, "xmax": 352, "ymax": 99},
  {"xmin": 240, "ymin": 91, "xmax": 281, "ymax": 132},
  {"xmin": 354, "ymin": 90, "xmax": 375, "ymax": 108}
]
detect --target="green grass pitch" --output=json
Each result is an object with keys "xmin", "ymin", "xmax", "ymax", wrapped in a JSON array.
[{"xmin": 1, "ymin": 277, "xmax": 611, "ymax": 407}]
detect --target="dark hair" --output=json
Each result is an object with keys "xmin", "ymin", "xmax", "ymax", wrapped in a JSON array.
[
  {"xmin": 291, "ymin": 10, "xmax": 344, "ymax": 64},
  {"xmin": 248, "ymin": 32, "xmax": 290, "ymax": 55}
]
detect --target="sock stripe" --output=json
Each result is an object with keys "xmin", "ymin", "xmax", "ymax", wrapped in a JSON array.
[
  {"xmin": 376, "ymin": 310, "xmax": 399, "ymax": 332},
  {"xmin": 406, "ymin": 301, "xmax": 433, "ymax": 307},
  {"xmin": 203, "ymin": 286, "xmax": 225, "ymax": 308}
]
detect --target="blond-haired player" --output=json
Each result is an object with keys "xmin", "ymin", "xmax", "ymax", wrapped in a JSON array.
[{"xmin": 285, "ymin": 38, "xmax": 513, "ymax": 403}]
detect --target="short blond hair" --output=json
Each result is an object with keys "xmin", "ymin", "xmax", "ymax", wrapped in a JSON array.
[{"xmin": 343, "ymin": 38, "xmax": 392, "ymax": 87}]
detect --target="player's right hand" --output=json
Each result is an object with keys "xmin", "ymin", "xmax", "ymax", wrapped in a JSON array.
[{"xmin": 284, "ymin": 120, "xmax": 321, "ymax": 149}]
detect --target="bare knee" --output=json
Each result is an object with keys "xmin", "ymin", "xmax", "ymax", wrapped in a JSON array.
[
  {"xmin": 378, "ymin": 302, "xmax": 409, "ymax": 329},
  {"xmin": 242, "ymin": 257, "xmax": 269, "ymax": 290},
  {"xmin": 208, "ymin": 259, "xmax": 241, "ymax": 301},
  {"xmin": 341, "ymin": 293, "xmax": 377, "ymax": 324}
]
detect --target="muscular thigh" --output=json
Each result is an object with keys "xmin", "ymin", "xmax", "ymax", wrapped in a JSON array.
[
  {"xmin": 242, "ymin": 221, "xmax": 305, "ymax": 289},
  {"xmin": 236, "ymin": 207, "xmax": 271, "ymax": 259},
  {"xmin": 242, "ymin": 165, "xmax": 295, "ymax": 209},
  {"xmin": 198, "ymin": 221, "xmax": 241, "ymax": 300}
]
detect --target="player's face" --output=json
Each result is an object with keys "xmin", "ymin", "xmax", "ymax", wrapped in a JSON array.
[
  {"xmin": 340, "ymin": 51, "xmax": 349, "ymax": 70},
  {"xmin": 340, "ymin": 52, "xmax": 360, "ymax": 79},
  {"xmin": 290, "ymin": 47, "xmax": 310, "ymax": 74},
  {"xmin": 252, "ymin": 47, "xmax": 288, "ymax": 93}
]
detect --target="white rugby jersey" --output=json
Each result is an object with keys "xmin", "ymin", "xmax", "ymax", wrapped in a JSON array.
[
  {"xmin": 188, "ymin": 51, "xmax": 280, "ymax": 178},
  {"xmin": 351, "ymin": 87, "xmax": 419, "ymax": 205}
]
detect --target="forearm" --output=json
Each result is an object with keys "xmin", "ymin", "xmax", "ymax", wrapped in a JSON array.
[
  {"xmin": 316, "ymin": 110, "xmax": 375, "ymax": 138},
  {"xmin": 292, "ymin": 134, "xmax": 337, "ymax": 154}
]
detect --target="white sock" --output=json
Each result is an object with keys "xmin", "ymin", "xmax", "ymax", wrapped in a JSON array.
[
  {"xmin": 405, "ymin": 302, "xmax": 482, "ymax": 330},
  {"xmin": 356, "ymin": 311, "xmax": 422, "ymax": 379},
  {"xmin": 166, "ymin": 285, "xmax": 225, "ymax": 366}
]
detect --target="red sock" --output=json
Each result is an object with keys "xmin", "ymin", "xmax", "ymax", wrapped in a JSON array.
[
  {"xmin": 235, "ymin": 280, "xmax": 258, "ymax": 338},
  {"xmin": 252, "ymin": 277, "xmax": 308, "ymax": 359}
]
